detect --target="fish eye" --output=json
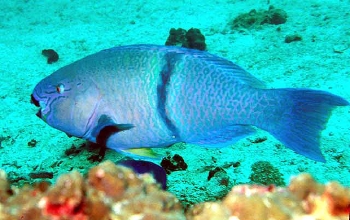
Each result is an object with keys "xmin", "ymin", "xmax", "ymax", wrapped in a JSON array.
[{"xmin": 56, "ymin": 83, "xmax": 65, "ymax": 94}]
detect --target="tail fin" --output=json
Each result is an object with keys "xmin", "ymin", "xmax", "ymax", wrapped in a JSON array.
[{"xmin": 264, "ymin": 89, "xmax": 349, "ymax": 162}]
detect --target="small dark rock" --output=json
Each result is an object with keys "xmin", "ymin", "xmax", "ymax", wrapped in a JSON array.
[
  {"xmin": 222, "ymin": 161, "xmax": 240, "ymax": 169},
  {"xmin": 29, "ymin": 171, "xmax": 54, "ymax": 179},
  {"xmin": 249, "ymin": 136, "xmax": 267, "ymax": 143},
  {"xmin": 87, "ymin": 142, "xmax": 107, "ymax": 163},
  {"xmin": 27, "ymin": 139, "xmax": 37, "ymax": 147},
  {"xmin": 232, "ymin": 161, "xmax": 241, "ymax": 168},
  {"xmin": 160, "ymin": 154, "xmax": 188, "ymax": 174},
  {"xmin": 285, "ymin": 34, "xmax": 302, "ymax": 43},
  {"xmin": 64, "ymin": 144, "xmax": 82, "ymax": 156},
  {"xmin": 87, "ymin": 153, "xmax": 104, "ymax": 163},
  {"xmin": 207, "ymin": 167, "xmax": 226, "ymax": 181},
  {"xmin": 42, "ymin": 49, "xmax": 59, "ymax": 64}
]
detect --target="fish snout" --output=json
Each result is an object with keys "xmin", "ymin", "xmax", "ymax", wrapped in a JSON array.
[
  {"xmin": 30, "ymin": 94, "xmax": 40, "ymax": 107},
  {"xmin": 31, "ymin": 94, "xmax": 44, "ymax": 120}
]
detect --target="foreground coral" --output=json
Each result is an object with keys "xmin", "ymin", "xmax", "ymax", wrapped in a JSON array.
[
  {"xmin": 0, "ymin": 162, "xmax": 349, "ymax": 220},
  {"xmin": 0, "ymin": 161, "xmax": 185, "ymax": 220},
  {"xmin": 187, "ymin": 173, "xmax": 350, "ymax": 220}
]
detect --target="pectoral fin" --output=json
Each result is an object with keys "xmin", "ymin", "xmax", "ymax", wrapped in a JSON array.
[{"xmin": 92, "ymin": 114, "xmax": 134, "ymax": 146}]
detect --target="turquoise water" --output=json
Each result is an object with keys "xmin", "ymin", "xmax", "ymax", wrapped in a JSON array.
[{"xmin": 0, "ymin": 0, "xmax": 349, "ymax": 206}]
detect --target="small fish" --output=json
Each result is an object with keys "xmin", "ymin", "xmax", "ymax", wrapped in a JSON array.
[
  {"xmin": 31, "ymin": 44, "xmax": 349, "ymax": 162},
  {"xmin": 117, "ymin": 159, "xmax": 167, "ymax": 189}
]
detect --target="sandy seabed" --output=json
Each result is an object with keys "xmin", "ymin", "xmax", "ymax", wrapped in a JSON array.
[{"xmin": 0, "ymin": 0, "xmax": 349, "ymax": 206}]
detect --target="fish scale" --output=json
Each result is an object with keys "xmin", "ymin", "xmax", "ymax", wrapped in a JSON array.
[
  {"xmin": 99, "ymin": 48, "xmax": 176, "ymax": 147},
  {"xmin": 31, "ymin": 44, "xmax": 349, "ymax": 162}
]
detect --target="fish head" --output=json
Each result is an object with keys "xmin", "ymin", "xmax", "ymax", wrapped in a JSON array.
[{"xmin": 31, "ymin": 64, "xmax": 101, "ymax": 138}]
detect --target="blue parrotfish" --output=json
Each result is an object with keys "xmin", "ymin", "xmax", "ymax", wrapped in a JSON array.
[{"xmin": 31, "ymin": 44, "xmax": 349, "ymax": 162}]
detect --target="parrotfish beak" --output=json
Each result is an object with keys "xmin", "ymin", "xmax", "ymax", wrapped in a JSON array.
[
  {"xmin": 30, "ymin": 94, "xmax": 42, "ymax": 119},
  {"xmin": 35, "ymin": 110, "xmax": 42, "ymax": 119},
  {"xmin": 30, "ymin": 94, "xmax": 40, "ymax": 107}
]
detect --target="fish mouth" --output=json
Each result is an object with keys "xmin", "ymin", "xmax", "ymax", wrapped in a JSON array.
[
  {"xmin": 30, "ymin": 94, "xmax": 40, "ymax": 107},
  {"xmin": 36, "ymin": 109, "xmax": 42, "ymax": 119},
  {"xmin": 30, "ymin": 94, "xmax": 43, "ymax": 119}
]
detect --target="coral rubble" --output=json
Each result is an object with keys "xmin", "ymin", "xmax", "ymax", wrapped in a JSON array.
[
  {"xmin": 0, "ymin": 162, "xmax": 349, "ymax": 220},
  {"xmin": 187, "ymin": 173, "xmax": 350, "ymax": 220},
  {"xmin": 0, "ymin": 161, "xmax": 185, "ymax": 220},
  {"xmin": 230, "ymin": 6, "xmax": 287, "ymax": 30}
]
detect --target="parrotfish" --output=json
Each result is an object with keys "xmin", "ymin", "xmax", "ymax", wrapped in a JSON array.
[{"xmin": 31, "ymin": 44, "xmax": 349, "ymax": 162}]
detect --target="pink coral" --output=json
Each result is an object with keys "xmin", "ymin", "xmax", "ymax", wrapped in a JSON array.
[
  {"xmin": 0, "ymin": 163, "xmax": 349, "ymax": 220},
  {"xmin": 187, "ymin": 173, "xmax": 350, "ymax": 220},
  {"xmin": 0, "ymin": 160, "xmax": 185, "ymax": 220}
]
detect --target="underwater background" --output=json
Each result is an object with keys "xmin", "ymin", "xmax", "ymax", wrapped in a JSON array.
[{"xmin": 0, "ymin": 0, "xmax": 349, "ymax": 208}]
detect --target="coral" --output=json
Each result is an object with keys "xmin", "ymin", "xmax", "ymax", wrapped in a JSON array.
[
  {"xmin": 187, "ymin": 173, "xmax": 350, "ymax": 220},
  {"xmin": 0, "ymin": 160, "xmax": 185, "ymax": 219},
  {"xmin": 165, "ymin": 28, "xmax": 206, "ymax": 50},
  {"xmin": 230, "ymin": 6, "xmax": 287, "ymax": 30},
  {"xmin": 0, "ymin": 163, "xmax": 349, "ymax": 220},
  {"xmin": 185, "ymin": 28, "xmax": 206, "ymax": 51},
  {"xmin": 165, "ymin": 28, "xmax": 187, "ymax": 47},
  {"xmin": 249, "ymin": 161, "xmax": 285, "ymax": 186}
]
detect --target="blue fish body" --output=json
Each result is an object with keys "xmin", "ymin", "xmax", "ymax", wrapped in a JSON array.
[{"xmin": 31, "ymin": 44, "xmax": 349, "ymax": 162}]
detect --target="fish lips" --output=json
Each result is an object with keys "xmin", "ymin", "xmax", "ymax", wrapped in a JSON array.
[
  {"xmin": 30, "ymin": 94, "xmax": 40, "ymax": 107},
  {"xmin": 30, "ymin": 94, "xmax": 43, "ymax": 119},
  {"xmin": 35, "ymin": 109, "xmax": 42, "ymax": 119}
]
